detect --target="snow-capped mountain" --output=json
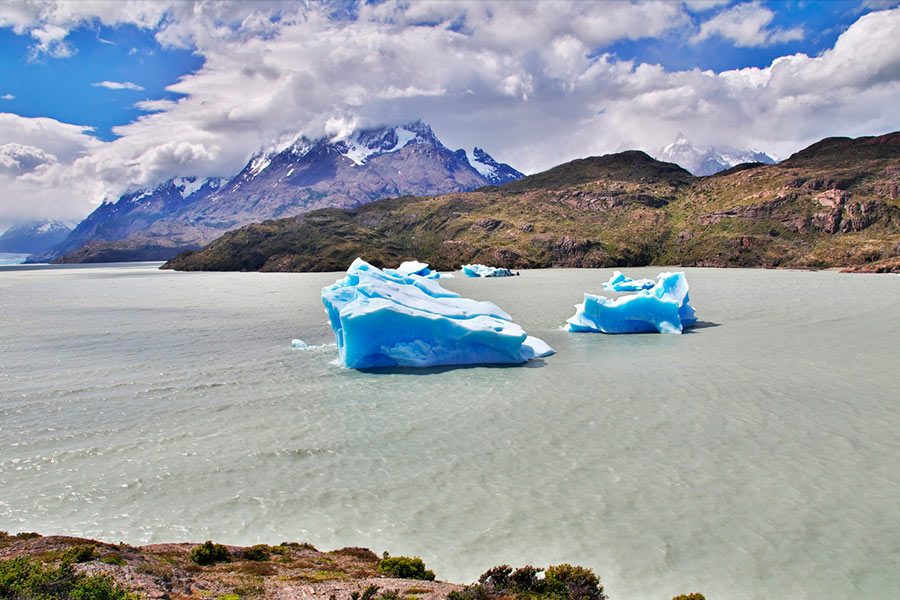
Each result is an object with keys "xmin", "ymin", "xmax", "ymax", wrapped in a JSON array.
[
  {"xmin": 0, "ymin": 219, "xmax": 72, "ymax": 254},
  {"xmin": 45, "ymin": 121, "xmax": 524, "ymax": 262},
  {"xmin": 656, "ymin": 132, "xmax": 776, "ymax": 176}
]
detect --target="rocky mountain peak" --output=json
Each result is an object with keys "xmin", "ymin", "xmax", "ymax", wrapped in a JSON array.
[{"xmin": 656, "ymin": 133, "xmax": 775, "ymax": 176}]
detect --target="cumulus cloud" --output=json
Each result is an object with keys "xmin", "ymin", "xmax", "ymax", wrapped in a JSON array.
[
  {"xmin": 92, "ymin": 80, "xmax": 145, "ymax": 91},
  {"xmin": 0, "ymin": 113, "xmax": 103, "ymax": 229},
  {"xmin": 0, "ymin": 142, "xmax": 58, "ymax": 175},
  {"xmin": 1, "ymin": 1, "xmax": 900, "ymax": 229},
  {"xmin": 692, "ymin": 1, "xmax": 804, "ymax": 47}
]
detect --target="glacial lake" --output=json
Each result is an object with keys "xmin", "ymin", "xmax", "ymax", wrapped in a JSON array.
[{"xmin": 1, "ymin": 263, "xmax": 898, "ymax": 600}]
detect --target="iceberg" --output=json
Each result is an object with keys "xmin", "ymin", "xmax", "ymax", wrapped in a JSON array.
[
  {"xmin": 566, "ymin": 272, "xmax": 697, "ymax": 334},
  {"xmin": 461, "ymin": 264, "xmax": 514, "ymax": 278},
  {"xmin": 322, "ymin": 258, "xmax": 554, "ymax": 369},
  {"xmin": 602, "ymin": 270, "xmax": 656, "ymax": 292},
  {"xmin": 390, "ymin": 260, "xmax": 453, "ymax": 279}
]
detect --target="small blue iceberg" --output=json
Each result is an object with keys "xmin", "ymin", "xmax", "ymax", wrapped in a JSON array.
[
  {"xmin": 389, "ymin": 260, "xmax": 453, "ymax": 279},
  {"xmin": 566, "ymin": 272, "xmax": 697, "ymax": 334},
  {"xmin": 461, "ymin": 264, "xmax": 514, "ymax": 277},
  {"xmin": 602, "ymin": 270, "xmax": 656, "ymax": 292},
  {"xmin": 322, "ymin": 258, "xmax": 554, "ymax": 369}
]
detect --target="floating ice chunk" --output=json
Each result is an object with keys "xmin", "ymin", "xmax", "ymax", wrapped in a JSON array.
[
  {"xmin": 566, "ymin": 272, "xmax": 697, "ymax": 334},
  {"xmin": 461, "ymin": 264, "xmax": 514, "ymax": 277},
  {"xmin": 390, "ymin": 260, "xmax": 454, "ymax": 279},
  {"xmin": 291, "ymin": 339, "xmax": 309, "ymax": 349},
  {"xmin": 322, "ymin": 258, "xmax": 554, "ymax": 368},
  {"xmin": 396, "ymin": 260, "xmax": 431, "ymax": 276},
  {"xmin": 602, "ymin": 270, "xmax": 656, "ymax": 292}
]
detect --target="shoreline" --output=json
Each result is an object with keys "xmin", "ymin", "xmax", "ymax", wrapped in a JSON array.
[{"xmin": 0, "ymin": 532, "xmax": 640, "ymax": 600}]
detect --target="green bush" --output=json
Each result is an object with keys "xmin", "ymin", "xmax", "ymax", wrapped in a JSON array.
[
  {"xmin": 61, "ymin": 544, "xmax": 97, "ymax": 564},
  {"xmin": 468, "ymin": 563, "xmax": 605, "ymax": 600},
  {"xmin": 190, "ymin": 540, "xmax": 230, "ymax": 565},
  {"xmin": 545, "ymin": 564, "xmax": 606, "ymax": 600},
  {"xmin": 70, "ymin": 573, "xmax": 136, "ymax": 600},
  {"xmin": 241, "ymin": 544, "xmax": 270, "ymax": 561},
  {"xmin": 0, "ymin": 556, "xmax": 136, "ymax": 600},
  {"xmin": 377, "ymin": 557, "xmax": 435, "ymax": 581},
  {"xmin": 101, "ymin": 555, "xmax": 128, "ymax": 566},
  {"xmin": 672, "ymin": 594, "xmax": 706, "ymax": 600}
]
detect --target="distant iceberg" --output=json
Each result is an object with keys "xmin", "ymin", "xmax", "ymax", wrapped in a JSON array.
[
  {"xmin": 461, "ymin": 264, "xmax": 514, "ymax": 277},
  {"xmin": 603, "ymin": 270, "xmax": 656, "ymax": 292},
  {"xmin": 389, "ymin": 260, "xmax": 453, "ymax": 279},
  {"xmin": 322, "ymin": 258, "xmax": 554, "ymax": 368},
  {"xmin": 566, "ymin": 272, "xmax": 697, "ymax": 334}
]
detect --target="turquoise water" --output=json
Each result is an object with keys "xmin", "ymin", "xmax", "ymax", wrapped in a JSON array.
[{"xmin": 1, "ymin": 264, "xmax": 898, "ymax": 599}]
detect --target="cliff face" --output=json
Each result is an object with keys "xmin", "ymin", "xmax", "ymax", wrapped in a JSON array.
[
  {"xmin": 163, "ymin": 132, "xmax": 900, "ymax": 273},
  {"xmin": 47, "ymin": 122, "xmax": 523, "ymax": 263}
]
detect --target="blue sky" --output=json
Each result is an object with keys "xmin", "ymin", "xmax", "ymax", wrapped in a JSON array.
[
  {"xmin": 1, "ymin": 24, "xmax": 202, "ymax": 140},
  {"xmin": 1, "ymin": 0, "xmax": 900, "ymax": 229}
]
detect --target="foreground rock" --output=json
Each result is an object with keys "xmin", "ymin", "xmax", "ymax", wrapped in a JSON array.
[{"xmin": 322, "ymin": 258, "xmax": 553, "ymax": 368}]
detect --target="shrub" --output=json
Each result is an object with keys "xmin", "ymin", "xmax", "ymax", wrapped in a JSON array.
[
  {"xmin": 377, "ymin": 557, "xmax": 435, "ymax": 581},
  {"xmin": 672, "ymin": 594, "xmax": 706, "ymax": 600},
  {"xmin": 61, "ymin": 545, "xmax": 96, "ymax": 564},
  {"xmin": 281, "ymin": 541, "xmax": 318, "ymax": 551},
  {"xmin": 510, "ymin": 565, "xmax": 543, "ymax": 592},
  {"xmin": 352, "ymin": 584, "xmax": 381, "ymax": 600},
  {"xmin": 332, "ymin": 546, "xmax": 380, "ymax": 561},
  {"xmin": 447, "ymin": 587, "xmax": 489, "ymax": 600},
  {"xmin": 70, "ymin": 573, "xmax": 137, "ymax": 600},
  {"xmin": 0, "ymin": 556, "xmax": 136, "ymax": 600},
  {"xmin": 477, "ymin": 565, "xmax": 512, "ymax": 590},
  {"xmin": 101, "ymin": 555, "xmax": 128, "ymax": 566},
  {"xmin": 241, "ymin": 544, "xmax": 270, "ymax": 561},
  {"xmin": 545, "ymin": 564, "xmax": 606, "ymax": 600},
  {"xmin": 190, "ymin": 541, "xmax": 230, "ymax": 565}
]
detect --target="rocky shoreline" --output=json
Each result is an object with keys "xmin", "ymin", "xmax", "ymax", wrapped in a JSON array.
[{"xmin": 0, "ymin": 532, "xmax": 462, "ymax": 600}]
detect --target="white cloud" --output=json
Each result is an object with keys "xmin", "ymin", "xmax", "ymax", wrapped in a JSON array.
[
  {"xmin": 1, "ymin": 1, "xmax": 900, "ymax": 230},
  {"xmin": 0, "ymin": 142, "xmax": 58, "ymax": 175},
  {"xmin": 29, "ymin": 22, "xmax": 74, "ymax": 58},
  {"xmin": 1, "ymin": 94, "xmax": 13, "ymax": 100},
  {"xmin": 692, "ymin": 1, "xmax": 804, "ymax": 47},
  {"xmin": 92, "ymin": 80, "xmax": 145, "ymax": 91},
  {"xmin": 0, "ymin": 113, "xmax": 103, "ymax": 229}
]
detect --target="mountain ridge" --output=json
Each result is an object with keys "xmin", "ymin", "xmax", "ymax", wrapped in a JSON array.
[
  {"xmin": 37, "ymin": 121, "xmax": 523, "ymax": 263},
  {"xmin": 161, "ymin": 131, "xmax": 900, "ymax": 273}
]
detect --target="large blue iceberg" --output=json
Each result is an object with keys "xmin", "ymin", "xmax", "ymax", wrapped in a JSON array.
[
  {"xmin": 322, "ymin": 258, "xmax": 554, "ymax": 368},
  {"xmin": 566, "ymin": 272, "xmax": 697, "ymax": 334},
  {"xmin": 603, "ymin": 270, "xmax": 656, "ymax": 292},
  {"xmin": 461, "ymin": 264, "xmax": 514, "ymax": 278},
  {"xmin": 390, "ymin": 260, "xmax": 453, "ymax": 279}
]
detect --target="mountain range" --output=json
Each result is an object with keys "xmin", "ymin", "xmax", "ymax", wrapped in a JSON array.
[
  {"xmin": 163, "ymin": 132, "xmax": 900, "ymax": 274},
  {"xmin": 36, "ymin": 121, "xmax": 523, "ymax": 263},
  {"xmin": 655, "ymin": 133, "xmax": 776, "ymax": 176},
  {"xmin": 0, "ymin": 220, "xmax": 72, "ymax": 254}
]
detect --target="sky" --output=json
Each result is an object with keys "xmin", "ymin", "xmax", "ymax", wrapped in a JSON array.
[{"xmin": 2, "ymin": 0, "xmax": 900, "ymax": 231}]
